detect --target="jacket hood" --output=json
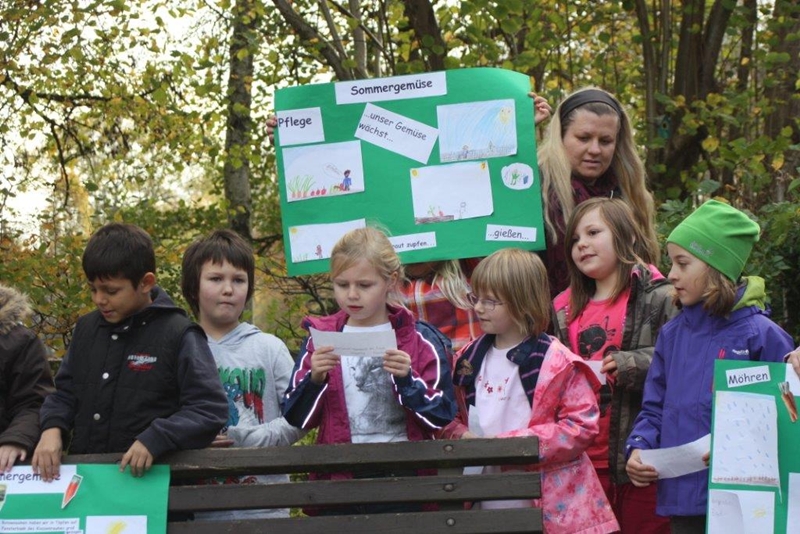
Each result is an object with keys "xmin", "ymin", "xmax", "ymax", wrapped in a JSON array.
[
  {"xmin": 211, "ymin": 321, "xmax": 261, "ymax": 345},
  {"xmin": 0, "ymin": 284, "xmax": 33, "ymax": 335},
  {"xmin": 733, "ymin": 276, "xmax": 766, "ymax": 312}
]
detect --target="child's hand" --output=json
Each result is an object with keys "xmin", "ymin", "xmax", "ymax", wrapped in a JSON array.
[
  {"xmin": 31, "ymin": 428, "xmax": 63, "ymax": 482},
  {"xmin": 787, "ymin": 348, "xmax": 800, "ymax": 378},
  {"xmin": 383, "ymin": 349, "xmax": 412, "ymax": 378},
  {"xmin": 626, "ymin": 449, "xmax": 659, "ymax": 487},
  {"xmin": 0, "ymin": 444, "xmax": 26, "ymax": 473},
  {"xmin": 210, "ymin": 433, "xmax": 234, "ymax": 448},
  {"xmin": 310, "ymin": 345, "xmax": 339, "ymax": 384},
  {"xmin": 528, "ymin": 92, "xmax": 553, "ymax": 126},
  {"xmin": 120, "ymin": 440, "xmax": 154, "ymax": 478},
  {"xmin": 702, "ymin": 450, "xmax": 710, "ymax": 467},
  {"xmin": 601, "ymin": 354, "xmax": 618, "ymax": 376}
]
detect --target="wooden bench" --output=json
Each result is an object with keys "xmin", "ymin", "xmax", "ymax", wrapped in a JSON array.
[{"xmin": 65, "ymin": 436, "xmax": 542, "ymax": 533}]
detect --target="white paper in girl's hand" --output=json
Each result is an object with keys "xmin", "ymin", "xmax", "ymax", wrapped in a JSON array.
[
  {"xmin": 586, "ymin": 361, "xmax": 606, "ymax": 385},
  {"xmin": 468, "ymin": 406, "xmax": 484, "ymax": 437},
  {"xmin": 463, "ymin": 407, "xmax": 485, "ymax": 475}
]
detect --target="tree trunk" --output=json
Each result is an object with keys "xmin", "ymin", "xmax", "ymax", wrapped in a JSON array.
[
  {"xmin": 763, "ymin": 0, "xmax": 800, "ymax": 202},
  {"xmin": 401, "ymin": 0, "xmax": 446, "ymax": 71},
  {"xmin": 223, "ymin": 0, "xmax": 259, "ymax": 239}
]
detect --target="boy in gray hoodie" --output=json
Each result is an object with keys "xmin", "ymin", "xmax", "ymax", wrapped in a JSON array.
[{"xmin": 181, "ymin": 229, "xmax": 305, "ymax": 520}]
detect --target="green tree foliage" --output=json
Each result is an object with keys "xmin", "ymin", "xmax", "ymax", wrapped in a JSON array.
[{"xmin": 0, "ymin": 0, "xmax": 797, "ymax": 356}]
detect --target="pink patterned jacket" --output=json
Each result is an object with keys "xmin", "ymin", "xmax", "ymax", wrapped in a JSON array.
[{"xmin": 439, "ymin": 334, "xmax": 620, "ymax": 534}]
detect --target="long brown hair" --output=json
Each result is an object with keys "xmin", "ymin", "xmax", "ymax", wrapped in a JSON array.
[{"xmin": 565, "ymin": 198, "xmax": 650, "ymax": 321}]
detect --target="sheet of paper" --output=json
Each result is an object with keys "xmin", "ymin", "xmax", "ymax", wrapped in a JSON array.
[
  {"xmin": 282, "ymin": 140, "xmax": 365, "ymax": 202},
  {"xmin": 288, "ymin": 219, "xmax": 366, "ymax": 263},
  {"xmin": 708, "ymin": 489, "xmax": 775, "ymax": 534},
  {"xmin": 309, "ymin": 327, "xmax": 397, "ymax": 357},
  {"xmin": 584, "ymin": 361, "xmax": 606, "ymax": 385},
  {"xmin": 500, "ymin": 163, "xmax": 535, "ymax": 190},
  {"xmin": 639, "ymin": 434, "xmax": 710, "ymax": 479},
  {"xmin": 785, "ymin": 364, "xmax": 800, "ymax": 397},
  {"xmin": 711, "ymin": 390, "xmax": 780, "ymax": 488},
  {"xmin": 787, "ymin": 473, "xmax": 800, "ymax": 533},
  {"xmin": 410, "ymin": 161, "xmax": 493, "ymax": 224},
  {"xmin": 437, "ymin": 99, "xmax": 517, "ymax": 162},
  {"xmin": 389, "ymin": 232, "xmax": 437, "ymax": 254},
  {"xmin": 355, "ymin": 103, "xmax": 438, "ymax": 164},
  {"xmin": 276, "ymin": 107, "xmax": 325, "ymax": 146},
  {"xmin": 335, "ymin": 72, "xmax": 447, "ymax": 104}
]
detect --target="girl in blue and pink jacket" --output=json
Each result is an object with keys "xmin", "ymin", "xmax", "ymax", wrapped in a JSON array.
[{"xmin": 282, "ymin": 227, "xmax": 455, "ymax": 481}]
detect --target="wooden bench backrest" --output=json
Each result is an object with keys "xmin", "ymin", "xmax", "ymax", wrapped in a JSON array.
[{"xmin": 65, "ymin": 436, "xmax": 543, "ymax": 533}]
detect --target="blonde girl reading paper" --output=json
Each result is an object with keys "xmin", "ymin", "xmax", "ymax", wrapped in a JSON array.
[
  {"xmin": 438, "ymin": 248, "xmax": 619, "ymax": 534},
  {"xmin": 281, "ymin": 227, "xmax": 456, "ymax": 514}
]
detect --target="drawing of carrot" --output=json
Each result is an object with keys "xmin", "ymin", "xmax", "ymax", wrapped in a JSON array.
[
  {"xmin": 62, "ymin": 474, "xmax": 83, "ymax": 509},
  {"xmin": 779, "ymin": 382, "xmax": 797, "ymax": 422}
]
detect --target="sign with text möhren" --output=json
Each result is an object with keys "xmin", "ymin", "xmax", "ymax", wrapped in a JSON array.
[
  {"xmin": 708, "ymin": 360, "xmax": 800, "ymax": 534},
  {"xmin": 274, "ymin": 68, "xmax": 544, "ymax": 276}
]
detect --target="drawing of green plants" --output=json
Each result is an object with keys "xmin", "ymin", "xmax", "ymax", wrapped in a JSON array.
[{"xmin": 288, "ymin": 175, "xmax": 315, "ymax": 199}]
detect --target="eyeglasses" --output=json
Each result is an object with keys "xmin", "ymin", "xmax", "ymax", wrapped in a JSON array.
[{"xmin": 467, "ymin": 293, "xmax": 504, "ymax": 311}]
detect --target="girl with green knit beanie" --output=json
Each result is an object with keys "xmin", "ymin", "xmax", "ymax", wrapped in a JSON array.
[{"xmin": 625, "ymin": 199, "xmax": 795, "ymax": 534}]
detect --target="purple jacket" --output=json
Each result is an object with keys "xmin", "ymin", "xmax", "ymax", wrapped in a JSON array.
[{"xmin": 626, "ymin": 277, "xmax": 794, "ymax": 516}]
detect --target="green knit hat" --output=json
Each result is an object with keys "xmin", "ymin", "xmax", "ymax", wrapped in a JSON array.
[{"xmin": 667, "ymin": 200, "xmax": 760, "ymax": 282}]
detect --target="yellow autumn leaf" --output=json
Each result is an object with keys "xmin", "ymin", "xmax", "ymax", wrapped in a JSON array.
[
  {"xmin": 701, "ymin": 136, "xmax": 719, "ymax": 152},
  {"xmin": 771, "ymin": 154, "xmax": 784, "ymax": 171}
]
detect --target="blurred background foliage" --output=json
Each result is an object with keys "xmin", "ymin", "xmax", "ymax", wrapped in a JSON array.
[{"xmin": 1, "ymin": 0, "xmax": 798, "ymax": 362}]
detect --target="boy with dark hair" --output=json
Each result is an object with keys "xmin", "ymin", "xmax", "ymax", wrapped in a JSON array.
[
  {"xmin": 181, "ymin": 229, "xmax": 304, "ymax": 520},
  {"xmin": 33, "ymin": 223, "xmax": 228, "ymax": 480}
]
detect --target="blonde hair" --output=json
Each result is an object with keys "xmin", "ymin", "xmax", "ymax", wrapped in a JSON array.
[
  {"xmin": 432, "ymin": 260, "xmax": 472, "ymax": 310},
  {"xmin": 471, "ymin": 248, "xmax": 551, "ymax": 336},
  {"xmin": 565, "ymin": 198, "xmax": 650, "ymax": 321},
  {"xmin": 538, "ymin": 87, "xmax": 659, "ymax": 264},
  {"xmin": 330, "ymin": 227, "xmax": 405, "ymax": 306}
]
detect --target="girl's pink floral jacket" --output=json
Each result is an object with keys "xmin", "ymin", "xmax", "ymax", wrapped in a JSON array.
[{"xmin": 439, "ymin": 333, "xmax": 620, "ymax": 534}]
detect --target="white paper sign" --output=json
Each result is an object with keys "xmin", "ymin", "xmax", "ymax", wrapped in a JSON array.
[
  {"xmin": 726, "ymin": 365, "xmax": 771, "ymax": 388},
  {"xmin": 786, "ymin": 473, "xmax": 800, "ymax": 533},
  {"xmin": 389, "ymin": 232, "xmax": 437, "ymax": 253},
  {"xmin": 485, "ymin": 224, "xmax": 537, "ymax": 242},
  {"xmin": 708, "ymin": 489, "xmax": 774, "ymax": 534},
  {"xmin": 335, "ymin": 72, "xmax": 447, "ymax": 104},
  {"xmin": 0, "ymin": 466, "xmax": 77, "ymax": 495},
  {"xmin": 355, "ymin": 104, "xmax": 438, "ymax": 163},
  {"xmin": 310, "ymin": 327, "xmax": 397, "ymax": 357},
  {"xmin": 711, "ymin": 391, "xmax": 780, "ymax": 488},
  {"xmin": 639, "ymin": 434, "xmax": 710, "ymax": 479},
  {"xmin": 276, "ymin": 107, "xmax": 325, "ymax": 146}
]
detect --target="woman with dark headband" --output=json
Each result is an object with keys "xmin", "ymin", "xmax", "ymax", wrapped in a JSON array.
[
  {"xmin": 541, "ymin": 88, "xmax": 668, "ymax": 534},
  {"xmin": 538, "ymin": 87, "xmax": 659, "ymax": 299}
]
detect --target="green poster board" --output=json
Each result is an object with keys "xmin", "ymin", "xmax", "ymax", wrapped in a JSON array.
[
  {"xmin": 709, "ymin": 360, "xmax": 800, "ymax": 533},
  {"xmin": 0, "ymin": 464, "xmax": 169, "ymax": 533},
  {"xmin": 274, "ymin": 67, "xmax": 544, "ymax": 276}
]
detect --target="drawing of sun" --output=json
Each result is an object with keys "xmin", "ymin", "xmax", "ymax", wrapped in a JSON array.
[
  {"xmin": 752, "ymin": 507, "xmax": 767, "ymax": 518},
  {"xmin": 497, "ymin": 106, "xmax": 513, "ymax": 124},
  {"xmin": 106, "ymin": 521, "xmax": 127, "ymax": 534},
  {"xmin": 411, "ymin": 169, "xmax": 419, "ymax": 177},
  {"xmin": 290, "ymin": 227, "xmax": 298, "ymax": 235}
]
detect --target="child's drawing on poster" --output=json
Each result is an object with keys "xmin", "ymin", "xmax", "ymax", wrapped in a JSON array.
[
  {"xmin": 288, "ymin": 219, "xmax": 366, "ymax": 263},
  {"xmin": 409, "ymin": 161, "xmax": 493, "ymax": 225},
  {"xmin": 501, "ymin": 163, "xmax": 535, "ymax": 190},
  {"xmin": 282, "ymin": 140, "xmax": 365, "ymax": 202},
  {"xmin": 711, "ymin": 391, "xmax": 780, "ymax": 488},
  {"xmin": 437, "ymin": 99, "xmax": 517, "ymax": 162},
  {"xmin": 708, "ymin": 489, "xmax": 774, "ymax": 534},
  {"xmin": 87, "ymin": 515, "xmax": 148, "ymax": 534}
]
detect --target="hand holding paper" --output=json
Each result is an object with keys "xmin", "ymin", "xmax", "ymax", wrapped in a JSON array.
[{"xmin": 638, "ymin": 433, "xmax": 711, "ymax": 480}]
